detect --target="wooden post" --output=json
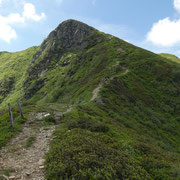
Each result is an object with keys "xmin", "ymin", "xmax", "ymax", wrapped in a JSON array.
[
  {"xmin": 17, "ymin": 99, "xmax": 24, "ymax": 119},
  {"xmin": 8, "ymin": 103, "xmax": 14, "ymax": 128}
]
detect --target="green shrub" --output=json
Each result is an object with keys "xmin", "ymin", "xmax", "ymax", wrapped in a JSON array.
[
  {"xmin": 45, "ymin": 128, "xmax": 150, "ymax": 180},
  {"xmin": 66, "ymin": 118, "xmax": 109, "ymax": 133},
  {"xmin": 43, "ymin": 115, "xmax": 56, "ymax": 124}
]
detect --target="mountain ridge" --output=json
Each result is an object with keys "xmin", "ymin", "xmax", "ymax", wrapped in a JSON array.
[{"xmin": 0, "ymin": 19, "xmax": 180, "ymax": 179}]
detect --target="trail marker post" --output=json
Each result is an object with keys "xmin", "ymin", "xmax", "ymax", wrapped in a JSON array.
[
  {"xmin": 17, "ymin": 99, "xmax": 24, "ymax": 119},
  {"xmin": 8, "ymin": 103, "xmax": 14, "ymax": 128}
]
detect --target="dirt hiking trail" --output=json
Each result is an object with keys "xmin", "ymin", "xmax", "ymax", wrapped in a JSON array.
[{"xmin": 0, "ymin": 112, "xmax": 56, "ymax": 180}]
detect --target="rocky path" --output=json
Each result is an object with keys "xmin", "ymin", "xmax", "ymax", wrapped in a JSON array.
[
  {"xmin": 0, "ymin": 112, "xmax": 56, "ymax": 180},
  {"xmin": 91, "ymin": 68, "xmax": 129, "ymax": 102},
  {"xmin": 91, "ymin": 83, "xmax": 103, "ymax": 101},
  {"xmin": 0, "ymin": 67, "xmax": 130, "ymax": 180}
]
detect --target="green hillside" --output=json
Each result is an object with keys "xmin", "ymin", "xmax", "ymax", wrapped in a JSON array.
[
  {"xmin": 0, "ymin": 47, "xmax": 38, "ymax": 109},
  {"xmin": 0, "ymin": 20, "xmax": 180, "ymax": 179}
]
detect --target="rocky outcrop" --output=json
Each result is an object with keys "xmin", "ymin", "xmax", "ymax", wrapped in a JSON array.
[
  {"xmin": 23, "ymin": 19, "xmax": 102, "ymax": 99},
  {"xmin": 33, "ymin": 19, "xmax": 95, "ymax": 60},
  {"xmin": 47, "ymin": 19, "xmax": 95, "ymax": 50}
]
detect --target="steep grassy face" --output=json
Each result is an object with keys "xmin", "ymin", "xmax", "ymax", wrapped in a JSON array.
[
  {"xmin": 23, "ymin": 20, "xmax": 96, "ymax": 101},
  {"xmin": 0, "ymin": 19, "xmax": 180, "ymax": 179},
  {"xmin": 0, "ymin": 47, "xmax": 37, "ymax": 149},
  {"xmin": 45, "ymin": 41, "xmax": 180, "ymax": 179},
  {"xmin": 0, "ymin": 47, "xmax": 38, "ymax": 109},
  {"xmin": 43, "ymin": 21, "xmax": 180, "ymax": 179}
]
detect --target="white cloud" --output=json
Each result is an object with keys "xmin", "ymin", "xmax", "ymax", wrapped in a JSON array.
[
  {"xmin": 23, "ymin": 3, "xmax": 45, "ymax": 21},
  {"xmin": 0, "ymin": 20, "xmax": 17, "ymax": 43},
  {"xmin": 4, "ymin": 13, "xmax": 24, "ymax": 24},
  {"xmin": 146, "ymin": 0, "xmax": 180, "ymax": 47},
  {"xmin": 147, "ymin": 18, "xmax": 180, "ymax": 47},
  {"xmin": 0, "ymin": 14, "xmax": 24, "ymax": 43},
  {"xmin": 0, "ymin": 2, "xmax": 45, "ymax": 43}
]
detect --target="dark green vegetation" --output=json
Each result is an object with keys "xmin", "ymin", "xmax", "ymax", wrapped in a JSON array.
[
  {"xmin": 0, "ymin": 19, "xmax": 180, "ymax": 179},
  {"xmin": 43, "ymin": 114, "xmax": 56, "ymax": 125}
]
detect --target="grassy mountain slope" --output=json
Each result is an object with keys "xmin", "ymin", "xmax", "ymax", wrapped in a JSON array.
[
  {"xmin": 0, "ymin": 47, "xmax": 38, "ymax": 109},
  {"xmin": 0, "ymin": 20, "xmax": 180, "ymax": 179}
]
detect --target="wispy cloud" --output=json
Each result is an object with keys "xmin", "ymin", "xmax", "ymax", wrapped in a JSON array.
[
  {"xmin": 97, "ymin": 23, "xmax": 130, "ymax": 39},
  {"xmin": 0, "ymin": 2, "xmax": 45, "ymax": 43}
]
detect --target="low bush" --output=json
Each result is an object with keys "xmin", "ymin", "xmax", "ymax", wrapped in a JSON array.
[
  {"xmin": 66, "ymin": 118, "xmax": 109, "ymax": 133},
  {"xmin": 45, "ymin": 128, "xmax": 150, "ymax": 180},
  {"xmin": 43, "ymin": 115, "xmax": 56, "ymax": 124}
]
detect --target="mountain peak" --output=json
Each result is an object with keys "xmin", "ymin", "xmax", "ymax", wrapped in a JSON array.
[
  {"xmin": 55, "ymin": 19, "xmax": 93, "ymax": 32},
  {"xmin": 56, "ymin": 19, "xmax": 89, "ymax": 28},
  {"xmin": 46, "ymin": 19, "xmax": 95, "ymax": 51},
  {"xmin": 33, "ymin": 19, "xmax": 96, "ymax": 60}
]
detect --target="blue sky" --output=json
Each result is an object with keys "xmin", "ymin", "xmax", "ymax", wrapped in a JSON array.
[{"xmin": 1, "ymin": 0, "xmax": 180, "ymax": 57}]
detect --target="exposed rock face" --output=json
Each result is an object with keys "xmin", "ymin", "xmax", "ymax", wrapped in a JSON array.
[
  {"xmin": 47, "ymin": 19, "xmax": 94, "ymax": 50},
  {"xmin": 24, "ymin": 19, "xmax": 98, "ymax": 99},
  {"xmin": 33, "ymin": 19, "xmax": 95, "ymax": 59}
]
